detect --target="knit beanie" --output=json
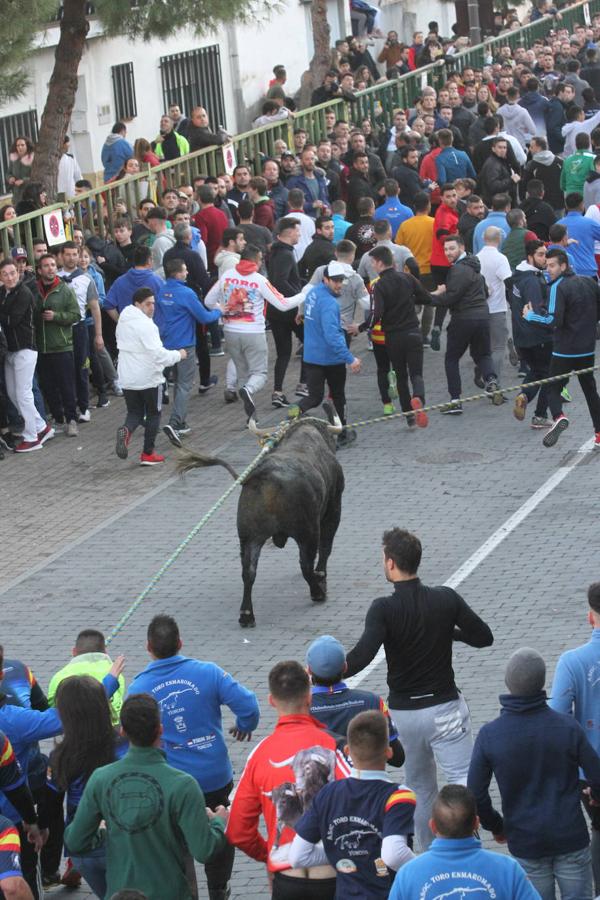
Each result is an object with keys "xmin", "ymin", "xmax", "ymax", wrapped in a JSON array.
[{"xmin": 504, "ymin": 647, "xmax": 546, "ymax": 695}]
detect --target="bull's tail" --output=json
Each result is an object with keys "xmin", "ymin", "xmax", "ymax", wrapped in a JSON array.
[{"xmin": 176, "ymin": 447, "xmax": 239, "ymax": 480}]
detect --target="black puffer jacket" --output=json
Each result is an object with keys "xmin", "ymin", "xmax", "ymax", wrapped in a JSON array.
[
  {"xmin": 438, "ymin": 255, "xmax": 489, "ymax": 319},
  {"xmin": 0, "ymin": 282, "xmax": 36, "ymax": 351}
]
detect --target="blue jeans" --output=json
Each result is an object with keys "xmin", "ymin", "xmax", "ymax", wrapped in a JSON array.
[
  {"xmin": 71, "ymin": 845, "xmax": 106, "ymax": 899},
  {"xmin": 515, "ymin": 846, "xmax": 593, "ymax": 900}
]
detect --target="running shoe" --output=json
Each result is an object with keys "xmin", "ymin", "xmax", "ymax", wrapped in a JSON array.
[
  {"xmin": 239, "ymin": 386, "xmax": 256, "ymax": 421},
  {"xmin": 531, "ymin": 416, "xmax": 552, "ymax": 429},
  {"xmin": 65, "ymin": 420, "xmax": 78, "ymax": 437},
  {"xmin": 430, "ymin": 327, "xmax": 441, "ymax": 351},
  {"xmin": 140, "ymin": 452, "xmax": 165, "ymax": 466},
  {"xmin": 513, "ymin": 393, "xmax": 528, "ymax": 421},
  {"xmin": 295, "ymin": 382, "xmax": 309, "ymax": 397},
  {"xmin": 542, "ymin": 414, "xmax": 569, "ymax": 447},
  {"xmin": 162, "ymin": 425, "xmax": 182, "ymax": 449},
  {"xmin": 37, "ymin": 424, "xmax": 55, "ymax": 444},
  {"xmin": 387, "ymin": 370, "xmax": 398, "ymax": 399},
  {"xmin": 507, "ymin": 337, "xmax": 519, "ymax": 367},
  {"xmin": 406, "ymin": 414, "xmax": 417, "ymax": 429},
  {"xmin": 209, "ymin": 348, "xmax": 225, "ymax": 357},
  {"xmin": 115, "ymin": 425, "xmax": 131, "ymax": 459},
  {"xmin": 177, "ymin": 424, "xmax": 192, "ymax": 435},
  {"xmin": 441, "ymin": 400, "xmax": 463, "ymax": 415},
  {"xmin": 561, "ymin": 386, "xmax": 572, "ymax": 402},
  {"xmin": 410, "ymin": 397, "xmax": 428, "ymax": 428},
  {"xmin": 272, "ymin": 391, "xmax": 290, "ymax": 408},
  {"xmin": 337, "ymin": 428, "xmax": 357, "ymax": 448},
  {"xmin": 485, "ymin": 379, "xmax": 504, "ymax": 406},
  {"xmin": 383, "ymin": 403, "xmax": 395, "ymax": 416},
  {"xmin": 60, "ymin": 859, "xmax": 82, "ymax": 888},
  {"xmin": 14, "ymin": 439, "xmax": 43, "ymax": 453},
  {"xmin": 198, "ymin": 375, "xmax": 218, "ymax": 394},
  {"xmin": 96, "ymin": 394, "xmax": 110, "ymax": 408},
  {"xmin": 224, "ymin": 389, "xmax": 238, "ymax": 403},
  {"xmin": 78, "ymin": 409, "xmax": 91, "ymax": 423}
]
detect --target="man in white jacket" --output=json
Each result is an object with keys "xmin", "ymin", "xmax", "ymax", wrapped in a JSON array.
[
  {"xmin": 497, "ymin": 88, "xmax": 536, "ymax": 150},
  {"xmin": 204, "ymin": 244, "xmax": 307, "ymax": 422},
  {"xmin": 115, "ymin": 286, "xmax": 186, "ymax": 465}
]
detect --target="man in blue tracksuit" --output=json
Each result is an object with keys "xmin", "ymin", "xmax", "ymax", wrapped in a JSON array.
[
  {"xmin": 155, "ymin": 256, "xmax": 222, "ymax": 443},
  {"xmin": 526, "ymin": 247, "xmax": 600, "ymax": 448},
  {"xmin": 550, "ymin": 580, "xmax": 600, "ymax": 892},
  {"xmin": 292, "ymin": 262, "xmax": 361, "ymax": 447},
  {"xmin": 556, "ymin": 192, "xmax": 600, "ymax": 276},
  {"xmin": 128, "ymin": 614, "xmax": 259, "ymax": 900},
  {"xmin": 468, "ymin": 647, "xmax": 600, "ymax": 900},
  {"xmin": 390, "ymin": 785, "xmax": 539, "ymax": 899}
]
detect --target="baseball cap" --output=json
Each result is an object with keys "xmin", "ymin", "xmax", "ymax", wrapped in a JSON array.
[
  {"xmin": 324, "ymin": 261, "xmax": 347, "ymax": 280},
  {"xmin": 306, "ymin": 635, "xmax": 346, "ymax": 679},
  {"xmin": 281, "ymin": 150, "xmax": 296, "ymax": 159},
  {"xmin": 11, "ymin": 247, "xmax": 27, "ymax": 260}
]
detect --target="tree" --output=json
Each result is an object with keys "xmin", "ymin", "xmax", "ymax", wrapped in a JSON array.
[
  {"xmin": 0, "ymin": 0, "xmax": 57, "ymax": 105},
  {"xmin": 298, "ymin": 0, "xmax": 331, "ymax": 110},
  {"xmin": 30, "ymin": 0, "xmax": 259, "ymax": 195}
]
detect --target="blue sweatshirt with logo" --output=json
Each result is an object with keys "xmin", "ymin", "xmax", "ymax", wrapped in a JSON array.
[
  {"xmin": 155, "ymin": 278, "xmax": 220, "ymax": 349},
  {"xmin": 303, "ymin": 282, "xmax": 354, "ymax": 366},
  {"xmin": 550, "ymin": 628, "xmax": 600, "ymax": 757},
  {"xmin": 389, "ymin": 836, "xmax": 540, "ymax": 899},
  {"xmin": 128, "ymin": 655, "xmax": 260, "ymax": 791}
]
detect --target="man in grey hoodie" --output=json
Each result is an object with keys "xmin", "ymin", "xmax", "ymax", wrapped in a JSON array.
[
  {"xmin": 522, "ymin": 136, "xmax": 564, "ymax": 213},
  {"xmin": 497, "ymin": 87, "xmax": 536, "ymax": 150},
  {"xmin": 583, "ymin": 154, "xmax": 600, "ymax": 209},
  {"xmin": 147, "ymin": 207, "xmax": 176, "ymax": 279}
]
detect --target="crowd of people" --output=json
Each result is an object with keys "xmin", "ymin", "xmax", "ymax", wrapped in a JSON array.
[
  {"xmin": 2, "ymin": 4, "xmax": 600, "ymax": 462},
  {"xmin": 1, "ymin": 528, "xmax": 600, "ymax": 900}
]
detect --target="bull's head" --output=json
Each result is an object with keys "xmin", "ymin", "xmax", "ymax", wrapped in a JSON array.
[{"xmin": 247, "ymin": 403, "xmax": 343, "ymax": 440}]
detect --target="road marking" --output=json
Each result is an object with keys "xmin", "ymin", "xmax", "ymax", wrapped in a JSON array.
[{"xmin": 347, "ymin": 437, "xmax": 597, "ymax": 689}]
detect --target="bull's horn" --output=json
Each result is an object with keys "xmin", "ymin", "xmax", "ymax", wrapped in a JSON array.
[
  {"xmin": 248, "ymin": 417, "xmax": 272, "ymax": 438},
  {"xmin": 326, "ymin": 412, "xmax": 344, "ymax": 434},
  {"xmin": 268, "ymin": 755, "xmax": 296, "ymax": 768}
]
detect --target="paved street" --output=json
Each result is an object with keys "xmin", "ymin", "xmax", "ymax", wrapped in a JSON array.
[{"xmin": 2, "ymin": 331, "xmax": 599, "ymax": 898}]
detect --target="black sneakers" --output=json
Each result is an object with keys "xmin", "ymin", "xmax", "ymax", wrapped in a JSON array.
[
  {"xmin": 543, "ymin": 415, "xmax": 569, "ymax": 447},
  {"xmin": 239, "ymin": 386, "xmax": 256, "ymax": 421}
]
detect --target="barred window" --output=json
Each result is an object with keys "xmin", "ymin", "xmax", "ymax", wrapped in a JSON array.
[
  {"xmin": 160, "ymin": 45, "xmax": 226, "ymax": 128},
  {"xmin": 0, "ymin": 109, "xmax": 38, "ymax": 195},
  {"xmin": 112, "ymin": 62, "xmax": 137, "ymax": 121}
]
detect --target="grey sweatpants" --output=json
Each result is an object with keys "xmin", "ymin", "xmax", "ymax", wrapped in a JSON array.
[
  {"xmin": 389, "ymin": 695, "xmax": 473, "ymax": 851},
  {"xmin": 489, "ymin": 310, "xmax": 509, "ymax": 387},
  {"xmin": 224, "ymin": 330, "xmax": 268, "ymax": 395}
]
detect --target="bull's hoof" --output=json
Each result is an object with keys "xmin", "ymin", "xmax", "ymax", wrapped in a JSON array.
[
  {"xmin": 312, "ymin": 594, "xmax": 327, "ymax": 603},
  {"xmin": 239, "ymin": 612, "xmax": 256, "ymax": 628},
  {"xmin": 311, "ymin": 572, "xmax": 327, "ymax": 603}
]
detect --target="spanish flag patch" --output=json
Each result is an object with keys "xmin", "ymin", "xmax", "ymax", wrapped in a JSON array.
[
  {"xmin": 0, "ymin": 738, "xmax": 15, "ymax": 768},
  {"xmin": 0, "ymin": 825, "xmax": 20, "ymax": 853},
  {"xmin": 385, "ymin": 789, "xmax": 417, "ymax": 811}
]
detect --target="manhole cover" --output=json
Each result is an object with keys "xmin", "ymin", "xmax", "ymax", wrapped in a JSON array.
[{"xmin": 416, "ymin": 450, "xmax": 485, "ymax": 465}]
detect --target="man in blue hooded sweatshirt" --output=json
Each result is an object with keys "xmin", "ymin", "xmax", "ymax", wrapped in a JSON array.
[
  {"xmin": 128, "ymin": 614, "xmax": 259, "ymax": 900},
  {"xmin": 155, "ymin": 256, "xmax": 221, "ymax": 444},
  {"xmin": 289, "ymin": 261, "xmax": 361, "ymax": 448},
  {"xmin": 101, "ymin": 123, "xmax": 133, "ymax": 183},
  {"xmin": 550, "ymin": 580, "xmax": 600, "ymax": 893},
  {"xmin": 468, "ymin": 647, "xmax": 600, "ymax": 900},
  {"xmin": 105, "ymin": 245, "xmax": 164, "ymax": 320}
]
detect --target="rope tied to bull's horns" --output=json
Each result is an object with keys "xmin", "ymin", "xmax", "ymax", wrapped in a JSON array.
[{"xmin": 106, "ymin": 364, "xmax": 598, "ymax": 644}]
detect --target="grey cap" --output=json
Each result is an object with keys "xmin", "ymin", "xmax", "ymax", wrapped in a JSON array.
[{"xmin": 504, "ymin": 647, "xmax": 546, "ymax": 696}]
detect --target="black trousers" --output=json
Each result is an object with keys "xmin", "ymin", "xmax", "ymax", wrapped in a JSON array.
[
  {"xmin": 298, "ymin": 362, "xmax": 346, "ymax": 424},
  {"xmin": 123, "ymin": 386, "xmax": 162, "ymax": 454},
  {"xmin": 87, "ymin": 322, "xmax": 108, "ymax": 396},
  {"xmin": 445, "ymin": 318, "xmax": 495, "ymax": 399},
  {"xmin": 203, "ymin": 781, "xmax": 235, "ymax": 889},
  {"xmin": 270, "ymin": 314, "xmax": 306, "ymax": 392},
  {"xmin": 431, "ymin": 265, "xmax": 450, "ymax": 329},
  {"xmin": 17, "ymin": 821, "xmax": 43, "ymax": 900},
  {"xmin": 37, "ymin": 351, "xmax": 77, "ymax": 424},
  {"xmin": 195, "ymin": 324, "xmax": 211, "ymax": 387},
  {"xmin": 519, "ymin": 342, "xmax": 553, "ymax": 418},
  {"xmin": 547, "ymin": 353, "xmax": 600, "ymax": 431},
  {"xmin": 72, "ymin": 321, "xmax": 90, "ymax": 414},
  {"xmin": 385, "ymin": 329, "xmax": 425, "ymax": 412},
  {"xmin": 372, "ymin": 343, "xmax": 391, "ymax": 403},
  {"xmin": 272, "ymin": 872, "xmax": 336, "ymax": 900}
]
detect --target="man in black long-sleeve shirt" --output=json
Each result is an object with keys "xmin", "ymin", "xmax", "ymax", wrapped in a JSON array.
[
  {"xmin": 345, "ymin": 527, "xmax": 493, "ymax": 852},
  {"xmin": 267, "ymin": 217, "xmax": 308, "ymax": 407}
]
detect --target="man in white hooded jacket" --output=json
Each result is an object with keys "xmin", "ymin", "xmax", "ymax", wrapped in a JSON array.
[{"xmin": 115, "ymin": 286, "xmax": 186, "ymax": 465}]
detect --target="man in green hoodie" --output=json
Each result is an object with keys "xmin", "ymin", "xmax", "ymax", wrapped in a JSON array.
[
  {"xmin": 34, "ymin": 254, "xmax": 81, "ymax": 436},
  {"xmin": 560, "ymin": 132, "xmax": 595, "ymax": 195},
  {"xmin": 64, "ymin": 693, "xmax": 228, "ymax": 900}
]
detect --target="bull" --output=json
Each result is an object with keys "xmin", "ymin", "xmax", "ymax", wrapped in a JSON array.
[{"xmin": 177, "ymin": 405, "xmax": 345, "ymax": 627}]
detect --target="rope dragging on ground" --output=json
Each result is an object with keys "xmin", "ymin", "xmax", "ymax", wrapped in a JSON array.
[
  {"xmin": 345, "ymin": 364, "xmax": 600, "ymax": 429},
  {"xmin": 105, "ymin": 425, "xmax": 293, "ymax": 646},
  {"xmin": 105, "ymin": 364, "xmax": 599, "ymax": 644}
]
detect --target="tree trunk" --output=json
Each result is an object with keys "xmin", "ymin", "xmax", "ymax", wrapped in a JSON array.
[
  {"xmin": 299, "ymin": 0, "xmax": 331, "ymax": 109},
  {"xmin": 31, "ymin": 0, "xmax": 89, "ymax": 197}
]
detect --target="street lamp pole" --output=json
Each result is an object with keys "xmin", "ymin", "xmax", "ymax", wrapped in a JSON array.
[{"xmin": 468, "ymin": 0, "xmax": 482, "ymax": 44}]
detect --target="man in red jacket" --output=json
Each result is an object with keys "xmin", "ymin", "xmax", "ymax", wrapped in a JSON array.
[
  {"xmin": 248, "ymin": 177, "xmax": 276, "ymax": 232},
  {"xmin": 429, "ymin": 183, "xmax": 460, "ymax": 349},
  {"xmin": 193, "ymin": 184, "xmax": 228, "ymax": 275},
  {"xmin": 226, "ymin": 660, "xmax": 351, "ymax": 899}
]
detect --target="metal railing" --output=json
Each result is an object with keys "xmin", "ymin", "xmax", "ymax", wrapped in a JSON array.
[{"xmin": 2, "ymin": 0, "xmax": 599, "ymax": 259}]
